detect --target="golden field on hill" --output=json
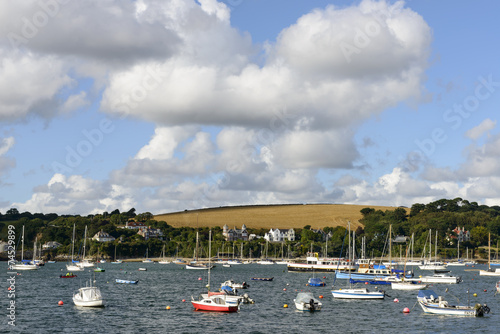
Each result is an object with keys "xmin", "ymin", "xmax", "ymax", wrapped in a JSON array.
[{"xmin": 154, "ymin": 204, "xmax": 406, "ymax": 230}]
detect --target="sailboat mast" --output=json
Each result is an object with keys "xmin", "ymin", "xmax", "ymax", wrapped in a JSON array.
[
  {"xmin": 21, "ymin": 225, "xmax": 24, "ymax": 261},
  {"xmin": 389, "ymin": 225, "xmax": 392, "ymax": 269},
  {"xmin": 208, "ymin": 229, "xmax": 212, "ymax": 292},
  {"xmin": 71, "ymin": 224, "xmax": 75, "ymax": 262},
  {"xmin": 435, "ymin": 230, "xmax": 438, "ymax": 261}
]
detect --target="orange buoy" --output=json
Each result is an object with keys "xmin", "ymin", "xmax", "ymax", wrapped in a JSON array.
[
  {"xmin": 166, "ymin": 306, "xmax": 171, "ymax": 310},
  {"xmin": 58, "ymin": 300, "xmax": 64, "ymax": 306},
  {"xmin": 319, "ymin": 295, "xmax": 323, "ymax": 299},
  {"xmin": 403, "ymin": 307, "xmax": 410, "ymax": 313}
]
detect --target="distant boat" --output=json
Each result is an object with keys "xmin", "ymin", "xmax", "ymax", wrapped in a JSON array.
[
  {"xmin": 67, "ymin": 224, "xmax": 83, "ymax": 272},
  {"xmin": 287, "ymin": 252, "xmax": 354, "ymax": 272},
  {"xmin": 410, "ymin": 273, "xmax": 462, "ymax": 284},
  {"xmin": 60, "ymin": 273, "xmax": 77, "ymax": 278},
  {"xmin": 94, "ymin": 267, "xmax": 105, "ymax": 272},
  {"xmin": 480, "ymin": 233, "xmax": 500, "ymax": 276},
  {"xmin": 158, "ymin": 245, "xmax": 170, "ymax": 264},
  {"xmin": 391, "ymin": 281, "xmax": 428, "ymax": 290},
  {"xmin": 11, "ymin": 226, "xmax": 38, "ymax": 271},
  {"xmin": 294, "ymin": 292, "xmax": 322, "ymax": 312},
  {"xmin": 251, "ymin": 277, "xmax": 274, "ymax": 281},
  {"xmin": 142, "ymin": 248, "xmax": 153, "ymax": 263},
  {"xmin": 221, "ymin": 280, "xmax": 249, "ymax": 290},
  {"xmin": 116, "ymin": 279, "xmax": 139, "ymax": 284},
  {"xmin": 73, "ymin": 276, "xmax": 104, "ymax": 307},
  {"xmin": 138, "ymin": 268, "xmax": 147, "ymax": 271},
  {"xmin": 307, "ymin": 277, "xmax": 326, "ymax": 287}
]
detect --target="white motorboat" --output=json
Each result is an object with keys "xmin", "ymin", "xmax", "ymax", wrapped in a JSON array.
[
  {"xmin": 391, "ymin": 281, "xmax": 428, "ymax": 290},
  {"xmin": 294, "ymin": 292, "xmax": 322, "ymax": 311},
  {"xmin": 412, "ymin": 274, "xmax": 462, "ymax": 284},
  {"xmin": 221, "ymin": 280, "xmax": 249, "ymax": 289},
  {"xmin": 417, "ymin": 290, "xmax": 489, "ymax": 317},
  {"xmin": 73, "ymin": 277, "xmax": 104, "ymax": 307},
  {"xmin": 479, "ymin": 234, "xmax": 500, "ymax": 276}
]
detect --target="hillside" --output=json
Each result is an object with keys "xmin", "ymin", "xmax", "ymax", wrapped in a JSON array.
[{"xmin": 154, "ymin": 204, "xmax": 407, "ymax": 230}]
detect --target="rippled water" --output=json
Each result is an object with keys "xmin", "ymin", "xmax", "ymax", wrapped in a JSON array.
[{"xmin": 2, "ymin": 262, "xmax": 500, "ymax": 333}]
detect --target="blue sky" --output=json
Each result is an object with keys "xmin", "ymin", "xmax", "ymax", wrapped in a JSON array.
[{"xmin": 1, "ymin": 0, "xmax": 499, "ymax": 215}]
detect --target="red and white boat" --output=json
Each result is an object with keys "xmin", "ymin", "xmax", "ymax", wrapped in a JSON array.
[
  {"xmin": 191, "ymin": 294, "xmax": 239, "ymax": 312},
  {"xmin": 191, "ymin": 230, "xmax": 240, "ymax": 313}
]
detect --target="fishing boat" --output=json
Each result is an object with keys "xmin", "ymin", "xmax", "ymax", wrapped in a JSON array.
[
  {"xmin": 191, "ymin": 230, "xmax": 239, "ymax": 312},
  {"xmin": 66, "ymin": 224, "xmax": 84, "ymax": 272},
  {"xmin": 331, "ymin": 222, "xmax": 385, "ymax": 300},
  {"xmin": 417, "ymin": 289, "xmax": 489, "ymax": 316},
  {"xmin": 73, "ymin": 276, "xmax": 104, "ymax": 307},
  {"xmin": 479, "ymin": 233, "xmax": 500, "ymax": 276},
  {"xmin": 11, "ymin": 226, "xmax": 38, "ymax": 271},
  {"xmin": 116, "ymin": 279, "xmax": 139, "ymax": 284},
  {"xmin": 294, "ymin": 292, "xmax": 322, "ymax": 311}
]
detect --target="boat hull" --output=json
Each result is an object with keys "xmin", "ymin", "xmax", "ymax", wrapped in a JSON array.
[
  {"xmin": 331, "ymin": 288, "xmax": 384, "ymax": 299},
  {"xmin": 11, "ymin": 263, "xmax": 38, "ymax": 270},
  {"xmin": 116, "ymin": 279, "xmax": 138, "ymax": 284},
  {"xmin": 391, "ymin": 282, "xmax": 428, "ymax": 290},
  {"xmin": 191, "ymin": 300, "xmax": 239, "ymax": 312},
  {"xmin": 479, "ymin": 269, "xmax": 500, "ymax": 276},
  {"xmin": 418, "ymin": 301, "xmax": 482, "ymax": 316}
]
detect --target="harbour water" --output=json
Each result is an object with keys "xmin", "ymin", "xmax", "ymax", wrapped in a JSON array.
[{"xmin": 2, "ymin": 262, "xmax": 499, "ymax": 333}]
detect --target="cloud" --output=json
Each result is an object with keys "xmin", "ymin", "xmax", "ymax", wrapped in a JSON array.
[{"xmin": 465, "ymin": 118, "xmax": 496, "ymax": 140}]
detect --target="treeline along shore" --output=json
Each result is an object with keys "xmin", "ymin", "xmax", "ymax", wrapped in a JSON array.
[{"xmin": 1, "ymin": 199, "xmax": 499, "ymax": 262}]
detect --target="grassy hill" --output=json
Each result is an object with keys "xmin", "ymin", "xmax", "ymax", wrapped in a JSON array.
[{"xmin": 154, "ymin": 204, "xmax": 406, "ymax": 230}]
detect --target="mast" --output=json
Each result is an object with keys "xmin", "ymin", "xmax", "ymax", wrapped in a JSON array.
[
  {"xmin": 82, "ymin": 225, "xmax": 87, "ymax": 261},
  {"xmin": 435, "ymin": 230, "xmax": 438, "ymax": 262},
  {"xmin": 21, "ymin": 225, "xmax": 25, "ymax": 261},
  {"xmin": 488, "ymin": 233, "xmax": 491, "ymax": 270},
  {"xmin": 208, "ymin": 229, "xmax": 212, "ymax": 292},
  {"xmin": 389, "ymin": 224, "xmax": 392, "ymax": 269},
  {"xmin": 71, "ymin": 224, "xmax": 75, "ymax": 262}
]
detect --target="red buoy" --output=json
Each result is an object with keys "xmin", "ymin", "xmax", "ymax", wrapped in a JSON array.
[
  {"xmin": 403, "ymin": 307, "xmax": 410, "ymax": 313},
  {"xmin": 58, "ymin": 300, "xmax": 64, "ymax": 306}
]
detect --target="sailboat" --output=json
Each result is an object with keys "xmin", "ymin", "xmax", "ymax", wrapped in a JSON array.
[
  {"xmin": 67, "ymin": 224, "xmax": 83, "ymax": 272},
  {"xmin": 447, "ymin": 238, "xmax": 465, "ymax": 266},
  {"xmin": 479, "ymin": 233, "xmax": 500, "ymax": 276},
  {"xmin": 257, "ymin": 239, "xmax": 274, "ymax": 265},
  {"xmin": 11, "ymin": 226, "xmax": 38, "ymax": 271},
  {"xmin": 158, "ymin": 244, "xmax": 170, "ymax": 264},
  {"xmin": 73, "ymin": 274, "xmax": 104, "ymax": 307},
  {"xmin": 191, "ymin": 230, "xmax": 239, "ymax": 312},
  {"xmin": 331, "ymin": 222, "xmax": 385, "ymax": 299},
  {"xmin": 186, "ymin": 231, "xmax": 212, "ymax": 269},
  {"xmin": 111, "ymin": 245, "xmax": 122, "ymax": 264},
  {"xmin": 142, "ymin": 248, "xmax": 153, "ymax": 263},
  {"xmin": 77, "ymin": 226, "xmax": 94, "ymax": 268},
  {"xmin": 419, "ymin": 229, "xmax": 447, "ymax": 270}
]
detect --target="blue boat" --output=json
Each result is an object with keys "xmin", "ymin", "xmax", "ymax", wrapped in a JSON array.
[
  {"xmin": 307, "ymin": 277, "xmax": 326, "ymax": 287},
  {"xmin": 116, "ymin": 279, "xmax": 139, "ymax": 284}
]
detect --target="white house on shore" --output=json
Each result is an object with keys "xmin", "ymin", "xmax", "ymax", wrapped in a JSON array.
[
  {"xmin": 264, "ymin": 228, "xmax": 295, "ymax": 242},
  {"xmin": 92, "ymin": 230, "xmax": 116, "ymax": 242}
]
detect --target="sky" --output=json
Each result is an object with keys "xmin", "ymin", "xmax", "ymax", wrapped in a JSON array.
[{"xmin": 1, "ymin": 0, "xmax": 500, "ymax": 216}]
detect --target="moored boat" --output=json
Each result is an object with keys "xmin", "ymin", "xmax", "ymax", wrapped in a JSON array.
[
  {"xmin": 417, "ymin": 289, "xmax": 489, "ymax": 316},
  {"xmin": 294, "ymin": 292, "xmax": 322, "ymax": 311},
  {"xmin": 116, "ymin": 279, "xmax": 139, "ymax": 284},
  {"xmin": 73, "ymin": 277, "xmax": 104, "ymax": 307},
  {"xmin": 287, "ymin": 252, "xmax": 354, "ymax": 272}
]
